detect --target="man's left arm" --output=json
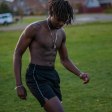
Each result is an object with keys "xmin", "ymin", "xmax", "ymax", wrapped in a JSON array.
[{"xmin": 58, "ymin": 31, "xmax": 89, "ymax": 84}]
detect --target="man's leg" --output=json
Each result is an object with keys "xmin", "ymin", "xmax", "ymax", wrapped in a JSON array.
[{"xmin": 44, "ymin": 96, "xmax": 64, "ymax": 112}]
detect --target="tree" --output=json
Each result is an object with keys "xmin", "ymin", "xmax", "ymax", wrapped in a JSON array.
[{"xmin": 0, "ymin": 2, "xmax": 12, "ymax": 14}]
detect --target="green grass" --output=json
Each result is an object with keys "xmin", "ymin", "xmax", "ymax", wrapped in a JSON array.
[
  {"xmin": 22, "ymin": 16, "xmax": 46, "ymax": 23},
  {"xmin": 16, "ymin": 16, "xmax": 46, "ymax": 24},
  {"xmin": 0, "ymin": 22, "xmax": 112, "ymax": 112}
]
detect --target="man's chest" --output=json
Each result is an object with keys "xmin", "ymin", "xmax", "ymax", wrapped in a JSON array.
[{"xmin": 34, "ymin": 30, "xmax": 63, "ymax": 49}]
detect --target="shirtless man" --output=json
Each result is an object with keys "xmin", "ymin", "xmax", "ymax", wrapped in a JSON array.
[{"xmin": 13, "ymin": 0, "xmax": 89, "ymax": 112}]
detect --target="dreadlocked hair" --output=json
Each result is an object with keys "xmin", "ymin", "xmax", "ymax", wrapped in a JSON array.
[{"xmin": 48, "ymin": 0, "xmax": 74, "ymax": 24}]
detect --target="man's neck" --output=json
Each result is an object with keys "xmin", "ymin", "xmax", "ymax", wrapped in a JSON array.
[{"xmin": 47, "ymin": 17, "xmax": 56, "ymax": 30}]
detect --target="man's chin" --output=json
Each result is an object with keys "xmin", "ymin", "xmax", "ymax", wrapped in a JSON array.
[
  {"xmin": 55, "ymin": 27, "xmax": 60, "ymax": 29},
  {"xmin": 55, "ymin": 26, "xmax": 62, "ymax": 29}
]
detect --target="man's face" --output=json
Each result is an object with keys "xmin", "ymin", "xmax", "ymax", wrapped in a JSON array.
[{"xmin": 50, "ymin": 16, "xmax": 66, "ymax": 29}]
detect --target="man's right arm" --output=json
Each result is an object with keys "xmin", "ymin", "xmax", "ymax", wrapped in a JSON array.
[{"xmin": 13, "ymin": 24, "xmax": 37, "ymax": 99}]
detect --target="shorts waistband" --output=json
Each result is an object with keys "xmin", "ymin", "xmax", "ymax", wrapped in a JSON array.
[{"xmin": 29, "ymin": 63, "xmax": 54, "ymax": 70}]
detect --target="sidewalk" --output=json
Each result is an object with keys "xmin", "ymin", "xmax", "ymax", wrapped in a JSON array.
[{"xmin": 75, "ymin": 14, "xmax": 112, "ymax": 24}]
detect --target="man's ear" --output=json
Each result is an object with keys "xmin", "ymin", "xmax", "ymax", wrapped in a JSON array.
[
  {"xmin": 48, "ymin": 8, "xmax": 53, "ymax": 16},
  {"xmin": 51, "ymin": 7, "xmax": 54, "ymax": 16}
]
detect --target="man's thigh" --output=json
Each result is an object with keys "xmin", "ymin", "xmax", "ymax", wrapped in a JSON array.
[{"xmin": 44, "ymin": 96, "xmax": 64, "ymax": 112}]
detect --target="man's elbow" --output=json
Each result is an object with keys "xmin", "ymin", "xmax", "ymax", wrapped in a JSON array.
[
  {"xmin": 13, "ymin": 50, "xmax": 22, "ymax": 59},
  {"xmin": 60, "ymin": 58, "xmax": 69, "ymax": 66}
]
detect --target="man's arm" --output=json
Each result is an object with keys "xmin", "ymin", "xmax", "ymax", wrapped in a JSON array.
[
  {"xmin": 13, "ymin": 24, "xmax": 37, "ymax": 99},
  {"xmin": 58, "ymin": 30, "xmax": 89, "ymax": 84}
]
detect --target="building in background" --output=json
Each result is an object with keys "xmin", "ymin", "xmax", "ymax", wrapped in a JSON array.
[
  {"xmin": 99, "ymin": 0, "xmax": 112, "ymax": 8},
  {"xmin": 11, "ymin": 0, "xmax": 48, "ymax": 15},
  {"xmin": 69, "ymin": 0, "xmax": 102, "ymax": 13},
  {"xmin": 83, "ymin": 0, "xmax": 103, "ymax": 13},
  {"xmin": 69, "ymin": 0, "xmax": 112, "ymax": 13},
  {"xmin": 1, "ymin": 0, "xmax": 112, "ymax": 15}
]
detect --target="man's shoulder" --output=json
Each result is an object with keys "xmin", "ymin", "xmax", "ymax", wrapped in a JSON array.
[
  {"xmin": 25, "ymin": 20, "xmax": 46, "ymax": 31},
  {"xmin": 58, "ymin": 28, "xmax": 66, "ymax": 37},
  {"xmin": 58, "ymin": 28, "xmax": 65, "ymax": 34}
]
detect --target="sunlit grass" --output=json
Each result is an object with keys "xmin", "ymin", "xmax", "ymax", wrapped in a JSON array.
[{"xmin": 0, "ymin": 22, "xmax": 112, "ymax": 112}]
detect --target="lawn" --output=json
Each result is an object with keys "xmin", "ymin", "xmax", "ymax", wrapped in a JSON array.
[{"xmin": 0, "ymin": 21, "xmax": 112, "ymax": 112}]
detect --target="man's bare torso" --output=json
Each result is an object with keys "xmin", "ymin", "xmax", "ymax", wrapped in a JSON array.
[{"xmin": 28, "ymin": 20, "xmax": 64, "ymax": 66}]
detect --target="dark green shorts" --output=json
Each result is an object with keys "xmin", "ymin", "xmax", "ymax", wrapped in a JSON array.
[{"xmin": 26, "ymin": 63, "xmax": 62, "ymax": 107}]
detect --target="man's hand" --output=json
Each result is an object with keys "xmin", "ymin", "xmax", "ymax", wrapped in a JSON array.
[
  {"xmin": 79, "ymin": 73, "xmax": 89, "ymax": 84},
  {"xmin": 16, "ymin": 86, "xmax": 27, "ymax": 100}
]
